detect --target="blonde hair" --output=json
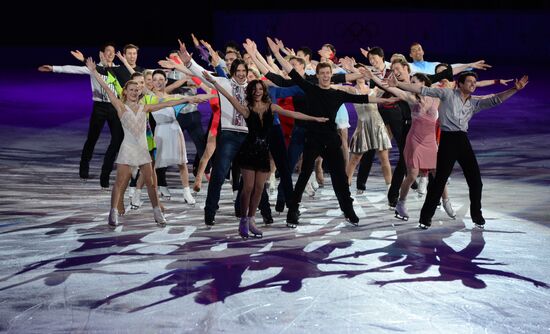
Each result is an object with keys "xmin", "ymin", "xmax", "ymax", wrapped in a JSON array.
[
  {"xmin": 390, "ymin": 53, "xmax": 407, "ymax": 63},
  {"xmin": 121, "ymin": 80, "xmax": 139, "ymax": 103}
]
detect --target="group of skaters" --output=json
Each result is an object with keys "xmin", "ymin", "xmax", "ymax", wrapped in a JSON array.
[{"xmin": 39, "ymin": 36, "xmax": 528, "ymax": 238}]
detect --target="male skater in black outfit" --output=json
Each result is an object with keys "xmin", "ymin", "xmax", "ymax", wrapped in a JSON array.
[{"xmin": 267, "ymin": 37, "xmax": 396, "ymax": 227}]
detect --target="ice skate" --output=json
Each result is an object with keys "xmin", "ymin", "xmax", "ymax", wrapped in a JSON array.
[
  {"xmin": 108, "ymin": 208, "xmax": 119, "ymax": 227},
  {"xmin": 305, "ymin": 180, "xmax": 316, "ymax": 198},
  {"xmin": 248, "ymin": 217, "xmax": 263, "ymax": 238},
  {"xmin": 128, "ymin": 186, "xmax": 136, "ymax": 199},
  {"xmin": 239, "ymin": 217, "xmax": 249, "ymax": 239},
  {"xmin": 417, "ymin": 176, "xmax": 428, "ymax": 197},
  {"xmin": 182, "ymin": 187, "xmax": 196, "ymax": 205},
  {"xmin": 442, "ymin": 199, "xmax": 456, "ymax": 219},
  {"xmin": 394, "ymin": 199, "xmax": 409, "ymax": 221},
  {"xmin": 159, "ymin": 186, "xmax": 171, "ymax": 200},
  {"xmin": 153, "ymin": 206, "xmax": 167, "ymax": 227},
  {"xmin": 130, "ymin": 189, "xmax": 142, "ymax": 210}
]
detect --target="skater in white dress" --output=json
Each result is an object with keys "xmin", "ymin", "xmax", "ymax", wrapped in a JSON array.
[{"xmin": 86, "ymin": 58, "xmax": 198, "ymax": 227}]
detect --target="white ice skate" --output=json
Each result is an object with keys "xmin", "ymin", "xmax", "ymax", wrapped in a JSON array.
[
  {"xmin": 417, "ymin": 176, "xmax": 428, "ymax": 197},
  {"xmin": 159, "ymin": 186, "xmax": 171, "ymax": 200},
  {"xmin": 130, "ymin": 189, "xmax": 142, "ymax": 210},
  {"xmin": 183, "ymin": 187, "xmax": 196, "ymax": 205},
  {"xmin": 442, "ymin": 199, "xmax": 456, "ymax": 219},
  {"xmin": 153, "ymin": 206, "xmax": 167, "ymax": 227},
  {"xmin": 108, "ymin": 208, "xmax": 119, "ymax": 227}
]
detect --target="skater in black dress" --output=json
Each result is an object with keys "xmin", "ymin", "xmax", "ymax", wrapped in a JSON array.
[{"xmin": 202, "ymin": 72, "xmax": 328, "ymax": 239}]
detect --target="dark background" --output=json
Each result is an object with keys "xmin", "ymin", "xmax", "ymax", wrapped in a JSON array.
[{"xmin": 1, "ymin": 1, "xmax": 549, "ymax": 69}]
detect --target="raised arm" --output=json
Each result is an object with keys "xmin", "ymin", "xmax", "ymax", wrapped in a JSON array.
[
  {"xmin": 243, "ymin": 39, "xmax": 274, "ymax": 75},
  {"xmin": 476, "ymin": 78, "xmax": 513, "ymax": 88},
  {"xmin": 199, "ymin": 38, "xmax": 221, "ymax": 67},
  {"xmin": 375, "ymin": 74, "xmax": 416, "ymax": 103},
  {"xmin": 201, "ymin": 71, "xmax": 249, "ymax": 118},
  {"xmin": 452, "ymin": 60, "xmax": 491, "ymax": 75},
  {"xmin": 116, "ymin": 51, "xmax": 135, "ymax": 75},
  {"xmin": 493, "ymin": 75, "xmax": 528, "ymax": 103},
  {"xmin": 85, "ymin": 58, "xmax": 124, "ymax": 114},
  {"xmin": 271, "ymin": 104, "xmax": 328, "ymax": 123},
  {"xmin": 143, "ymin": 95, "xmax": 209, "ymax": 114},
  {"xmin": 165, "ymin": 78, "xmax": 187, "ymax": 94},
  {"xmin": 266, "ymin": 37, "xmax": 293, "ymax": 75}
]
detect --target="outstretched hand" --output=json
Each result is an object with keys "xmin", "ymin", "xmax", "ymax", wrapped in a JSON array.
[
  {"xmin": 360, "ymin": 47, "xmax": 370, "ymax": 59},
  {"xmin": 514, "ymin": 75, "xmax": 529, "ymax": 90},
  {"xmin": 387, "ymin": 74, "xmax": 398, "ymax": 87},
  {"xmin": 201, "ymin": 71, "xmax": 216, "ymax": 84},
  {"xmin": 360, "ymin": 66, "xmax": 374, "ymax": 80},
  {"xmin": 191, "ymin": 94, "xmax": 215, "ymax": 103},
  {"xmin": 499, "ymin": 79, "xmax": 513, "ymax": 86},
  {"xmin": 38, "ymin": 65, "xmax": 53, "ymax": 72},
  {"xmin": 177, "ymin": 39, "xmax": 192, "ymax": 65},
  {"xmin": 85, "ymin": 57, "xmax": 96, "ymax": 71},
  {"xmin": 470, "ymin": 60, "xmax": 492, "ymax": 71},
  {"xmin": 70, "ymin": 50, "xmax": 85, "ymax": 62},
  {"xmin": 380, "ymin": 96, "xmax": 400, "ymax": 104},
  {"xmin": 158, "ymin": 58, "xmax": 177, "ymax": 69},
  {"xmin": 315, "ymin": 117, "xmax": 329, "ymax": 123},
  {"xmin": 266, "ymin": 37, "xmax": 279, "ymax": 54},
  {"xmin": 116, "ymin": 51, "xmax": 127, "ymax": 64},
  {"xmin": 191, "ymin": 33, "xmax": 200, "ymax": 47}
]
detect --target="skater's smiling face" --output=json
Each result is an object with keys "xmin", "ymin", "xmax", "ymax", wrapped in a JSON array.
[
  {"xmin": 391, "ymin": 61, "xmax": 410, "ymax": 82},
  {"xmin": 152, "ymin": 72, "xmax": 167, "ymax": 91},
  {"xmin": 122, "ymin": 82, "xmax": 140, "ymax": 103},
  {"xmin": 457, "ymin": 72, "xmax": 478, "ymax": 96},
  {"xmin": 132, "ymin": 75, "xmax": 145, "ymax": 95},
  {"xmin": 316, "ymin": 63, "xmax": 333, "ymax": 89},
  {"xmin": 102, "ymin": 44, "xmax": 116, "ymax": 64},
  {"xmin": 409, "ymin": 43, "xmax": 425, "ymax": 62}
]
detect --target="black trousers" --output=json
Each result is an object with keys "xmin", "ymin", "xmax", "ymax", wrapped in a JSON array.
[
  {"xmin": 420, "ymin": 131, "xmax": 483, "ymax": 222},
  {"xmin": 289, "ymin": 132, "xmax": 354, "ymax": 216},
  {"xmin": 177, "ymin": 110, "xmax": 206, "ymax": 175},
  {"xmin": 80, "ymin": 101, "xmax": 123, "ymax": 175},
  {"xmin": 387, "ymin": 120, "xmax": 411, "ymax": 204}
]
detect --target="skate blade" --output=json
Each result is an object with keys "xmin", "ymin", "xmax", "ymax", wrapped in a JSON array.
[
  {"xmin": 394, "ymin": 213, "xmax": 409, "ymax": 221},
  {"xmin": 418, "ymin": 223, "xmax": 430, "ymax": 229},
  {"xmin": 346, "ymin": 219, "xmax": 359, "ymax": 227}
]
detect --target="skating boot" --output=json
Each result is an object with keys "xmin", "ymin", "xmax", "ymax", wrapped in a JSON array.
[
  {"xmin": 394, "ymin": 199, "xmax": 409, "ymax": 221},
  {"xmin": 286, "ymin": 208, "xmax": 300, "ymax": 228},
  {"xmin": 472, "ymin": 214, "xmax": 485, "ymax": 229},
  {"xmin": 128, "ymin": 186, "xmax": 136, "ymax": 199},
  {"xmin": 345, "ymin": 211, "xmax": 360, "ymax": 226},
  {"xmin": 305, "ymin": 180, "xmax": 316, "ymax": 198},
  {"xmin": 442, "ymin": 199, "xmax": 456, "ymax": 219},
  {"xmin": 108, "ymin": 208, "xmax": 119, "ymax": 227},
  {"xmin": 131, "ymin": 189, "xmax": 142, "ymax": 210},
  {"xmin": 239, "ymin": 216, "xmax": 249, "ymax": 239},
  {"xmin": 248, "ymin": 217, "xmax": 263, "ymax": 238},
  {"xmin": 418, "ymin": 217, "xmax": 432, "ymax": 230},
  {"xmin": 159, "ymin": 186, "xmax": 171, "ymax": 200},
  {"xmin": 153, "ymin": 206, "xmax": 167, "ymax": 227},
  {"xmin": 417, "ymin": 176, "xmax": 428, "ymax": 197},
  {"xmin": 182, "ymin": 187, "xmax": 196, "ymax": 205}
]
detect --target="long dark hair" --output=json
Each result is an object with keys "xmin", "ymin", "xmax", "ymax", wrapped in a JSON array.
[
  {"xmin": 412, "ymin": 73, "xmax": 432, "ymax": 102},
  {"xmin": 245, "ymin": 79, "xmax": 271, "ymax": 107}
]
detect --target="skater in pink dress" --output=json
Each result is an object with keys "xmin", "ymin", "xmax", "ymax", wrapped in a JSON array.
[
  {"xmin": 86, "ymin": 58, "xmax": 198, "ymax": 227},
  {"xmin": 377, "ymin": 73, "xmax": 455, "ymax": 221}
]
